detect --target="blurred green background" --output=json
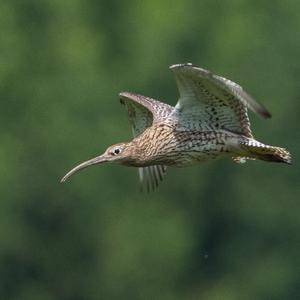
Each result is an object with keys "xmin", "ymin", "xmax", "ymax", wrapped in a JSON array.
[{"xmin": 0, "ymin": 0, "xmax": 299, "ymax": 299}]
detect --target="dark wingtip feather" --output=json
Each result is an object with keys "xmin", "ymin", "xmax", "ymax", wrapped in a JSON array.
[{"xmin": 261, "ymin": 108, "xmax": 272, "ymax": 119}]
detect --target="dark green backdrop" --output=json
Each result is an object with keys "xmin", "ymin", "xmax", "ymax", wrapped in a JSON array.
[{"xmin": 1, "ymin": 1, "xmax": 299, "ymax": 299}]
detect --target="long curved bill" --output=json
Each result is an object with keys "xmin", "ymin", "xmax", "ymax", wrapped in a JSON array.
[{"xmin": 60, "ymin": 155, "xmax": 107, "ymax": 182}]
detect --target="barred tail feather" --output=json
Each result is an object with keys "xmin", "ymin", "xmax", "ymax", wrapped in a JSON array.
[{"xmin": 240, "ymin": 141, "xmax": 291, "ymax": 164}]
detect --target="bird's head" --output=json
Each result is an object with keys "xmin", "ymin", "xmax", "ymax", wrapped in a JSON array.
[{"xmin": 61, "ymin": 142, "xmax": 135, "ymax": 182}]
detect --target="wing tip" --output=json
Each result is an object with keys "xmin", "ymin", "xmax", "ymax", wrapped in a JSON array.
[
  {"xmin": 261, "ymin": 109, "xmax": 272, "ymax": 119},
  {"xmin": 255, "ymin": 104, "xmax": 272, "ymax": 119}
]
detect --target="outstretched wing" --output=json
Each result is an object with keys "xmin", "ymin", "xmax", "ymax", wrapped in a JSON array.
[
  {"xmin": 119, "ymin": 92, "xmax": 171, "ymax": 191},
  {"xmin": 170, "ymin": 64, "xmax": 271, "ymax": 137}
]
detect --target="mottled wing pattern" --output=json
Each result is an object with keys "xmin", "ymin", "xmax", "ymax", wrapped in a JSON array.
[
  {"xmin": 120, "ymin": 92, "xmax": 173, "ymax": 124},
  {"xmin": 120, "ymin": 92, "xmax": 153, "ymax": 136},
  {"xmin": 170, "ymin": 64, "xmax": 271, "ymax": 138},
  {"xmin": 119, "ymin": 92, "xmax": 170, "ymax": 191}
]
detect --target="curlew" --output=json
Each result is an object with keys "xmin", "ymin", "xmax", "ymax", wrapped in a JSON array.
[{"xmin": 61, "ymin": 63, "xmax": 291, "ymax": 191}]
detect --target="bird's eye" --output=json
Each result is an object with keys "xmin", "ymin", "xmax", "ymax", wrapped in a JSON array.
[{"xmin": 109, "ymin": 146, "xmax": 123, "ymax": 156}]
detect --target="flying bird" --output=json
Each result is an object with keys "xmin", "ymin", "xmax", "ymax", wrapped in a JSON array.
[{"xmin": 61, "ymin": 63, "xmax": 291, "ymax": 191}]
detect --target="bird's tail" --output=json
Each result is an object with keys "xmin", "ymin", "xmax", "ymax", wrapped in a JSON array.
[{"xmin": 238, "ymin": 139, "xmax": 291, "ymax": 164}]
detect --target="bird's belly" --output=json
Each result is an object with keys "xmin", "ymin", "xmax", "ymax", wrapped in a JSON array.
[
  {"xmin": 171, "ymin": 146, "xmax": 229, "ymax": 167},
  {"xmin": 153, "ymin": 142, "xmax": 231, "ymax": 167},
  {"xmin": 139, "ymin": 130, "xmax": 238, "ymax": 167}
]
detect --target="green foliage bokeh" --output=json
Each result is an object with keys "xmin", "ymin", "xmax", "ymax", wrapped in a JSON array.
[{"xmin": 0, "ymin": 1, "xmax": 299, "ymax": 299}]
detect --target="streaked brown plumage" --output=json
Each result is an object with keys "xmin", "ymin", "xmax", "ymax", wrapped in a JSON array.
[{"xmin": 61, "ymin": 63, "xmax": 291, "ymax": 191}]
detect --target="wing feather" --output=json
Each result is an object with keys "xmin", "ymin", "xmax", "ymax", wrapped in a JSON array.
[
  {"xmin": 170, "ymin": 64, "xmax": 271, "ymax": 137},
  {"xmin": 139, "ymin": 165, "xmax": 167, "ymax": 192}
]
